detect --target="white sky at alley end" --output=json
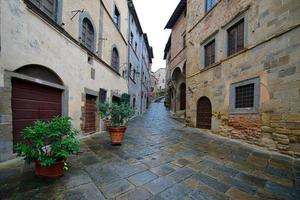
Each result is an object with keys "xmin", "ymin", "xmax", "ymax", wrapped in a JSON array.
[{"xmin": 133, "ymin": 0, "xmax": 180, "ymax": 72}]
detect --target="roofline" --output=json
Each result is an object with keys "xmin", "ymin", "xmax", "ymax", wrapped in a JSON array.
[
  {"xmin": 164, "ymin": 0, "xmax": 187, "ymax": 29},
  {"xmin": 143, "ymin": 33, "xmax": 154, "ymax": 63},
  {"xmin": 153, "ymin": 68, "xmax": 166, "ymax": 73},
  {"xmin": 163, "ymin": 34, "xmax": 171, "ymax": 59},
  {"xmin": 128, "ymin": 0, "xmax": 143, "ymax": 34}
]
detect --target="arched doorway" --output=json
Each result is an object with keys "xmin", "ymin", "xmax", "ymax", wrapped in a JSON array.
[
  {"xmin": 197, "ymin": 97, "xmax": 212, "ymax": 129},
  {"xmin": 12, "ymin": 65, "xmax": 64, "ymax": 145},
  {"xmin": 180, "ymin": 83, "xmax": 186, "ymax": 110}
]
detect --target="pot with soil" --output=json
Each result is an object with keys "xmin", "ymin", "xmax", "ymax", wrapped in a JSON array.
[
  {"xmin": 98, "ymin": 96, "xmax": 133, "ymax": 145},
  {"xmin": 15, "ymin": 117, "xmax": 80, "ymax": 178}
]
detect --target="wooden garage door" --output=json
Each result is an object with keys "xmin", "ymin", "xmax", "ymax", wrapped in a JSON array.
[
  {"xmin": 12, "ymin": 79, "xmax": 62, "ymax": 145},
  {"xmin": 197, "ymin": 97, "xmax": 212, "ymax": 130},
  {"xmin": 84, "ymin": 95, "xmax": 97, "ymax": 134}
]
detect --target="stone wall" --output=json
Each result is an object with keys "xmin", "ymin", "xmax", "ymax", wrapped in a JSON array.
[{"xmin": 186, "ymin": 0, "xmax": 300, "ymax": 157}]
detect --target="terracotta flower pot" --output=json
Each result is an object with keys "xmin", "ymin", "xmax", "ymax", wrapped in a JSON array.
[
  {"xmin": 108, "ymin": 126, "xmax": 127, "ymax": 145},
  {"xmin": 35, "ymin": 160, "xmax": 64, "ymax": 178}
]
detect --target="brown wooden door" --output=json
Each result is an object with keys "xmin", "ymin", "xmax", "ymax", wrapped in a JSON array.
[
  {"xmin": 12, "ymin": 79, "xmax": 62, "ymax": 145},
  {"xmin": 197, "ymin": 97, "xmax": 212, "ymax": 129},
  {"xmin": 84, "ymin": 95, "xmax": 97, "ymax": 134},
  {"xmin": 180, "ymin": 83, "xmax": 186, "ymax": 110}
]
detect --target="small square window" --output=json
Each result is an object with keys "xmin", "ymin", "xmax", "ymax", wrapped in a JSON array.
[
  {"xmin": 235, "ymin": 83, "xmax": 254, "ymax": 108},
  {"xmin": 230, "ymin": 77, "xmax": 260, "ymax": 114}
]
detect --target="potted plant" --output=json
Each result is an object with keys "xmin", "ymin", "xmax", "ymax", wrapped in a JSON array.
[
  {"xmin": 14, "ymin": 117, "xmax": 80, "ymax": 178},
  {"xmin": 98, "ymin": 101, "xmax": 111, "ymax": 130},
  {"xmin": 99, "ymin": 102, "xmax": 133, "ymax": 145}
]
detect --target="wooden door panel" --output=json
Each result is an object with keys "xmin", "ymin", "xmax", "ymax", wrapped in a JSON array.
[
  {"xmin": 12, "ymin": 79, "xmax": 62, "ymax": 145},
  {"xmin": 197, "ymin": 97, "xmax": 212, "ymax": 129}
]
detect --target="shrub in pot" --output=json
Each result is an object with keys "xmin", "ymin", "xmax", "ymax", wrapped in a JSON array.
[
  {"xmin": 14, "ymin": 117, "xmax": 80, "ymax": 178},
  {"xmin": 99, "ymin": 102, "xmax": 133, "ymax": 145}
]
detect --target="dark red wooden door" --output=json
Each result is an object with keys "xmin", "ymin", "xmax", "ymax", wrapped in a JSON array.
[
  {"xmin": 12, "ymin": 79, "xmax": 62, "ymax": 145},
  {"xmin": 197, "ymin": 97, "xmax": 212, "ymax": 129},
  {"xmin": 180, "ymin": 83, "xmax": 186, "ymax": 110},
  {"xmin": 84, "ymin": 95, "xmax": 97, "ymax": 134}
]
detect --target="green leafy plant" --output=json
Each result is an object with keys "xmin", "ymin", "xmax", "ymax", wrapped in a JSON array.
[
  {"xmin": 98, "ymin": 102, "xmax": 133, "ymax": 127},
  {"xmin": 98, "ymin": 101, "xmax": 110, "ymax": 120},
  {"xmin": 120, "ymin": 93, "xmax": 130, "ymax": 105},
  {"xmin": 14, "ymin": 117, "xmax": 80, "ymax": 167}
]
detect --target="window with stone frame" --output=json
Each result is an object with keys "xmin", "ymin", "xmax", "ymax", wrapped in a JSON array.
[
  {"xmin": 205, "ymin": 0, "xmax": 217, "ymax": 13},
  {"xmin": 111, "ymin": 48, "xmax": 120, "ymax": 71},
  {"xmin": 230, "ymin": 77, "xmax": 260, "ymax": 113},
  {"xmin": 227, "ymin": 19, "xmax": 244, "ymax": 56},
  {"xmin": 113, "ymin": 6, "xmax": 121, "ymax": 29},
  {"xmin": 29, "ymin": 0, "xmax": 57, "ymax": 20},
  {"xmin": 204, "ymin": 39, "xmax": 216, "ymax": 67},
  {"xmin": 81, "ymin": 18, "xmax": 95, "ymax": 51}
]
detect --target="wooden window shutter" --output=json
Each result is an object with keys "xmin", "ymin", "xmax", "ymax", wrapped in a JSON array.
[
  {"xmin": 237, "ymin": 20, "xmax": 244, "ymax": 52},
  {"xmin": 82, "ymin": 18, "xmax": 94, "ymax": 51},
  {"xmin": 112, "ymin": 48, "xmax": 119, "ymax": 70},
  {"xmin": 211, "ymin": 41, "xmax": 215, "ymax": 64}
]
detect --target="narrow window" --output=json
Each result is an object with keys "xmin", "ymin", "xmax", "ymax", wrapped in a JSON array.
[
  {"xmin": 30, "ymin": 0, "xmax": 57, "ymax": 20},
  {"xmin": 128, "ymin": 64, "xmax": 132, "ymax": 78},
  {"xmin": 99, "ymin": 89, "xmax": 107, "ymax": 103},
  {"xmin": 130, "ymin": 32, "xmax": 134, "ymax": 44},
  {"xmin": 227, "ymin": 19, "xmax": 244, "ymax": 56},
  {"xmin": 133, "ymin": 69, "xmax": 136, "ymax": 81},
  {"xmin": 113, "ymin": 6, "xmax": 120, "ymax": 29},
  {"xmin": 135, "ymin": 42, "xmax": 138, "ymax": 52},
  {"xmin": 81, "ymin": 18, "xmax": 95, "ymax": 51},
  {"xmin": 111, "ymin": 47, "xmax": 120, "ymax": 71},
  {"xmin": 206, "ymin": 0, "xmax": 217, "ymax": 13},
  {"xmin": 235, "ymin": 84, "xmax": 254, "ymax": 108},
  {"xmin": 204, "ymin": 40, "xmax": 215, "ymax": 67}
]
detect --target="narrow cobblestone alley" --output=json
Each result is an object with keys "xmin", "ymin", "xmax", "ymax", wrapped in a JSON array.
[{"xmin": 1, "ymin": 101, "xmax": 299, "ymax": 200}]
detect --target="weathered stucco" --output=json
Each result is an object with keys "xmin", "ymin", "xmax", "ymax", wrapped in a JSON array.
[{"xmin": 0, "ymin": 0, "xmax": 129, "ymax": 161}]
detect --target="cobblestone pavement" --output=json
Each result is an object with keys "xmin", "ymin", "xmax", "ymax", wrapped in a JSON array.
[{"xmin": 1, "ymin": 102, "xmax": 300, "ymax": 200}]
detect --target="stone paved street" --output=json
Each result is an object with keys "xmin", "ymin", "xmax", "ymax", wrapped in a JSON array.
[{"xmin": 1, "ymin": 101, "xmax": 300, "ymax": 200}]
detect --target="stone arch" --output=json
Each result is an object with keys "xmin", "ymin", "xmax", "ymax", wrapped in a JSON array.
[
  {"xmin": 197, "ymin": 96, "xmax": 212, "ymax": 129},
  {"xmin": 172, "ymin": 67, "xmax": 182, "ymax": 81},
  {"xmin": 14, "ymin": 64, "xmax": 63, "ymax": 85}
]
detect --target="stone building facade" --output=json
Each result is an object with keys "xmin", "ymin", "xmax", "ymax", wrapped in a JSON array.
[
  {"xmin": 153, "ymin": 68, "xmax": 166, "ymax": 98},
  {"xmin": 164, "ymin": 0, "xmax": 187, "ymax": 116},
  {"xmin": 0, "ymin": 0, "xmax": 130, "ymax": 162},
  {"xmin": 185, "ymin": 0, "xmax": 300, "ymax": 157},
  {"xmin": 127, "ymin": 1, "xmax": 153, "ymax": 115}
]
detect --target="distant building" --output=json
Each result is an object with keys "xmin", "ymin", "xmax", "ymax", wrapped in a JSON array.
[
  {"xmin": 127, "ymin": 1, "xmax": 154, "ymax": 115},
  {"xmin": 164, "ymin": 0, "xmax": 187, "ymax": 115},
  {"xmin": 150, "ymin": 72, "xmax": 158, "ymax": 100},
  {"xmin": 153, "ymin": 68, "xmax": 166, "ymax": 95}
]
